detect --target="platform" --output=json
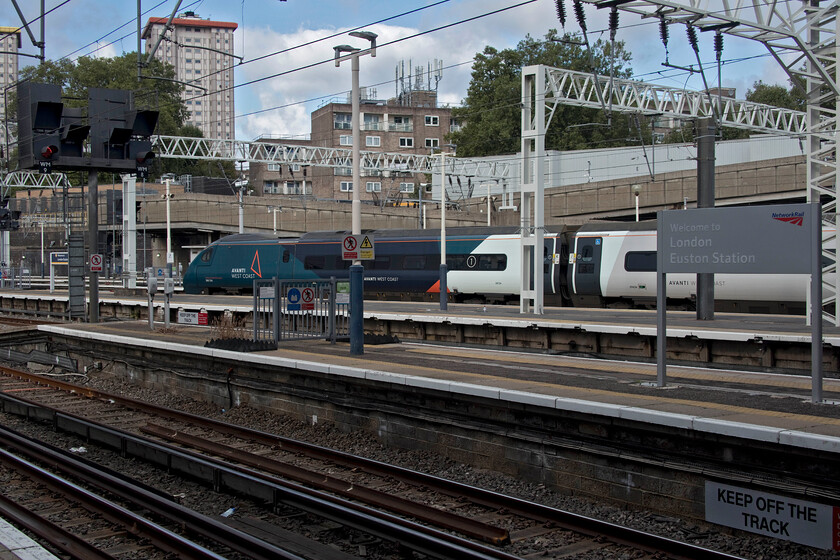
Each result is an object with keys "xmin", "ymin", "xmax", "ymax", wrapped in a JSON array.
[{"xmin": 32, "ymin": 315, "xmax": 840, "ymax": 454}]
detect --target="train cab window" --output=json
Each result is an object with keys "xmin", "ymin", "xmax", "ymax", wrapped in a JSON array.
[
  {"xmin": 200, "ymin": 247, "xmax": 214, "ymax": 263},
  {"xmin": 625, "ymin": 251, "xmax": 657, "ymax": 272},
  {"xmin": 578, "ymin": 245, "xmax": 594, "ymax": 261},
  {"xmin": 403, "ymin": 255, "xmax": 427, "ymax": 270},
  {"xmin": 478, "ymin": 255, "xmax": 506, "ymax": 271},
  {"xmin": 304, "ymin": 255, "xmax": 326, "ymax": 270},
  {"xmin": 282, "ymin": 250, "xmax": 290, "ymax": 264}
]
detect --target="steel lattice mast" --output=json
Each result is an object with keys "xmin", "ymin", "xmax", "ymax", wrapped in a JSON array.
[
  {"xmin": 521, "ymin": 0, "xmax": 838, "ymax": 320},
  {"xmin": 580, "ymin": 0, "xmax": 839, "ymax": 324}
]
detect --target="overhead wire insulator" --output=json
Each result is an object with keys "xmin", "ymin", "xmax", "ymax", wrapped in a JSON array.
[
  {"xmin": 573, "ymin": 0, "xmax": 587, "ymax": 33},
  {"xmin": 609, "ymin": 8, "xmax": 619, "ymax": 42},
  {"xmin": 714, "ymin": 31, "xmax": 724, "ymax": 62},
  {"xmin": 686, "ymin": 24, "xmax": 699, "ymax": 53},
  {"xmin": 555, "ymin": 0, "xmax": 566, "ymax": 28},
  {"xmin": 659, "ymin": 16, "xmax": 669, "ymax": 48}
]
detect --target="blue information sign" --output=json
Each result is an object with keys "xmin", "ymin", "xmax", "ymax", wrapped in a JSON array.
[{"xmin": 286, "ymin": 287, "xmax": 301, "ymax": 311}]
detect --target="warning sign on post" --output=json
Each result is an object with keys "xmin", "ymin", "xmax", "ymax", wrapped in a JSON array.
[
  {"xmin": 342, "ymin": 234, "xmax": 375, "ymax": 260},
  {"xmin": 706, "ymin": 481, "xmax": 840, "ymax": 550},
  {"xmin": 89, "ymin": 254, "xmax": 103, "ymax": 273}
]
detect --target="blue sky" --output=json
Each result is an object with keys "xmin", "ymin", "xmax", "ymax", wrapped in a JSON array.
[{"xmin": 11, "ymin": 0, "xmax": 790, "ymax": 142}]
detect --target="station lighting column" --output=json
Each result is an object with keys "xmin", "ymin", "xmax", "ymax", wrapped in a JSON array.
[{"xmin": 334, "ymin": 31, "xmax": 377, "ymax": 356}]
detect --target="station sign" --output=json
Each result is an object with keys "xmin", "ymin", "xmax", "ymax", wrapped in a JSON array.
[
  {"xmin": 658, "ymin": 204, "xmax": 815, "ymax": 274},
  {"xmin": 177, "ymin": 310, "xmax": 208, "ymax": 325},
  {"xmin": 50, "ymin": 252, "xmax": 68, "ymax": 265},
  {"xmin": 342, "ymin": 234, "xmax": 375, "ymax": 260},
  {"xmin": 706, "ymin": 481, "xmax": 840, "ymax": 550}
]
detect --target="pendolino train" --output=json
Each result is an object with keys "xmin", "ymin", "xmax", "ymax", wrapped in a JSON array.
[{"xmin": 182, "ymin": 223, "xmax": 809, "ymax": 314}]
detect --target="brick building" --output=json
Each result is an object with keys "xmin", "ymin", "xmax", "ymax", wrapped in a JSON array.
[{"xmin": 251, "ymin": 90, "xmax": 459, "ymax": 202}]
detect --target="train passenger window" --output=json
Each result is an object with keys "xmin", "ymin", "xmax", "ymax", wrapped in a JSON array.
[
  {"xmin": 371, "ymin": 256, "xmax": 391, "ymax": 270},
  {"xmin": 447, "ymin": 254, "xmax": 467, "ymax": 269},
  {"xmin": 304, "ymin": 256, "xmax": 326, "ymax": 270},
  {"xmin": 282, "ymin": 250, "xmax": 290, "ymax": 263},
  {"xmin": 625, "ymin": 251, "xmax": 656, "ymax": 272},
  {"xmin": 403, "ymin": 255, "xmax": 426, "ymax": 270},
  {"xmin": 200, "ymin": 247, "xmax": 213, "ymax": 263}
]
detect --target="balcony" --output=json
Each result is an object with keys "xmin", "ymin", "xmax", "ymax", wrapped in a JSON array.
[
  {"xmin": 362, "ymin": 121, "xmax": 382, "ymax": 131},
  {"xmin": 334, "ymin": 121, "xmax": 352, "ymax": 130},
  {"xmin": 389, "ymin": 122, "xmax": 413, "ymax": 132}
]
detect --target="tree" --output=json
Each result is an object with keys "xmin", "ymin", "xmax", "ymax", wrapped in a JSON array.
[
  {"xmin": 449, "ymin": 30, "xmax": 639, "ymax": 157},
  {"xmin": 746, "ymin": 79, "xmax": 805, "ymax": 112}
]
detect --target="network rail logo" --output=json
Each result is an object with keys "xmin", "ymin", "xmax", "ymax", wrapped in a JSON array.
[{"xmin": 772, "ymin": 210, "xmax": 805, "ymax": 226}]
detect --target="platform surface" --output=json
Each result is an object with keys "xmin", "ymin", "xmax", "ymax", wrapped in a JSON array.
[{"xmin": 31, "ymin": 306, "xmax": 840, "ymax": 455}]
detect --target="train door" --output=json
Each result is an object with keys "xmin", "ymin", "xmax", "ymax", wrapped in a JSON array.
[
  {"xmin": 571, "ymin": 236, "xmax": 602, "ymax": 295},
  {"xmin": 543, "ymin": 236, "xmax": 561, "ymax": 294}
]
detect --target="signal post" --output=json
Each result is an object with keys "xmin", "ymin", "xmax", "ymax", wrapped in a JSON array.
[{"xmin": 17, "ymin": 82, "xmax": 159, "ymax": 322}]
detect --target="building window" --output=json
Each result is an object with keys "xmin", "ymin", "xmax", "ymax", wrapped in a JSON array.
[
  {"xmin": 425, "ymin": 138, "xmax": 440, "ymax": 148},
  {"xmin": 366, "ymin": 136, "xmax": 381, "ymax": 147},
  {"xmin": 339, "ymin": 135, "xmax": 352, "ymax": 146},
  {"xmin": 267, "ymin": 163, "xmax": 281, "ymax": 172},
  {"xmin": 399, "ymin": 182, "xmax": 415, "ymax": 193},
  {"xmin": 366, "ymin": 182, "xmax": 381, "ymax": 192},
  {"xmin": 340, "ymin": 181, "xmax": 353, "ymax": 192},
  {"xmin": 334, "ymin": 113, "xmax": 352, "ymax": 129},
  {"xmin": 363, "ymin": 114, "xmax": 381, "ymax": 130},
  {"xmin": 425, "ymin": 115, "xmax": 439, "ymax": 126},
  {"xmin": 399, "ymin": 137, "xmax": 413, "ymax": 148}
]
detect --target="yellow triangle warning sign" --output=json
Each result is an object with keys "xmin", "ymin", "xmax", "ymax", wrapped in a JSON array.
[{"xmin": 360, "ymin": 236, "xmax": 373, "ymax": 248}]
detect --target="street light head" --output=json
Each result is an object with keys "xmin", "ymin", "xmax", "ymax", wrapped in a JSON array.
[
  {"xmin": 333, "ymin": 44, "xmax": 360, "ymax": 66},
  {"xmin": 349, "ymin": 30, "xmax": 377, "ymax": 57}
]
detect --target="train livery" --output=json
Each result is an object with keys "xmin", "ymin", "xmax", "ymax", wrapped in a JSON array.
[{"xmin": 183, "ymin": 223, "xmax": 809, "ymax": 313}]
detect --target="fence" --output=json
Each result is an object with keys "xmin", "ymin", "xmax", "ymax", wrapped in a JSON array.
[
  {"xmin": 253, "ymin": 277, "xmax": 349, "ymax": 344},
  {"xmin": 0, "ymin": 267, "xmax": 32, "ymax": 290}
]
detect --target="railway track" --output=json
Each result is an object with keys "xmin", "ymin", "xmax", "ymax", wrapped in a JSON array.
[{"xmin": 0, "ymin": 364, "xmax": 745, "ymax": 560}]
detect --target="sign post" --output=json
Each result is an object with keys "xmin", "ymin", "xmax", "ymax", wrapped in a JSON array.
[{"xmin": 657, "ymin": 203, "xmax": 822, "ymax": 400}]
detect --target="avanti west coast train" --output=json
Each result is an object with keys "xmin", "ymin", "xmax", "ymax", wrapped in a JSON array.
[{"xmin": 182, "ymin": 223, "xmax": 809, "ymax": 313}]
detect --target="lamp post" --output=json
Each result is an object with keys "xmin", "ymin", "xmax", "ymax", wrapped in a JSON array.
[
  {"xmin": 162, "ymin": 178, "xmax": 174, "ymax": 278},
  {"xmin": 632, "ymin": 184, "xmax": 641, "ymax": 222},
  {"xmin": 267, "ymin": 206, "xmax": 282, "ymax": 234},
  {"xmin": 435, "ymin": 144, "xmax": 456, "ymax": 311},
  {"xmin": 335, "ymin": 30, "xmax": 377, "ymax": 356}
]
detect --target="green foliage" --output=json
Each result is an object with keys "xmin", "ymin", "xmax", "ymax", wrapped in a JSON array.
[
  {"xmin": 449, "ymin": 30, "xmax": 642, "ymax": 157},
  {"xmin": 746, "ymin": 79, "xmax": 805, "ymax": 111}
]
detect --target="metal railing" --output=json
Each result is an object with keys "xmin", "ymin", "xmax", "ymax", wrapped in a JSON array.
[{"xmin": 253, "ymin": 277, "xmax": 348, "ymax": 344}]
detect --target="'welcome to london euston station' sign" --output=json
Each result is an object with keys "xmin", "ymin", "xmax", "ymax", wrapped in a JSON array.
[{"xmin": 658, "ymin": 204, "xmax": 815, "ymax": 275}]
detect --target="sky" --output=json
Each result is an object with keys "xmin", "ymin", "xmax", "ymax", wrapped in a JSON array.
[{"xmin": 10, "ymin": 0, "xmax": 792, "ymax": 143}]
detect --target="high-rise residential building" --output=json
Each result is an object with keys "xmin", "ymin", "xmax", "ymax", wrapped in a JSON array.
[
  {"xmin": 142, "ymin": 11, "xmax": 237, "ymax": 140},
  {"xmin": 0, "ymin": 26, "xmax": 21, "ymax": 151}
]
